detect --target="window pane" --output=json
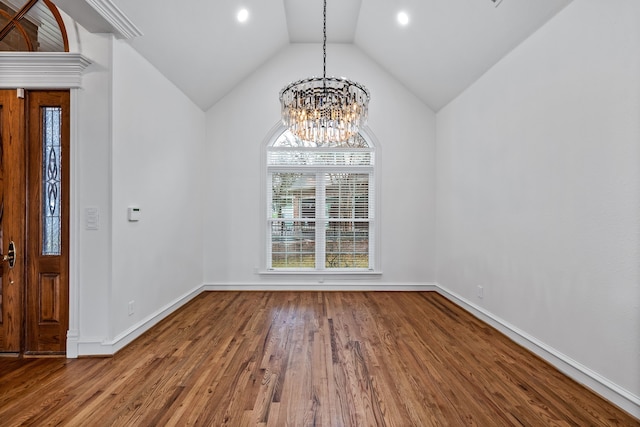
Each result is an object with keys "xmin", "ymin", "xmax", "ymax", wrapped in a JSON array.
[
  {"xmin": 326, "ymin": 173, "xmax": 369, "ymax": 219},
  {"xmin": 326, "ymin": 221, "xmax": 369, "ymax": 268},
  {"xmin": 42, "ymin": 106, "xmax": 62, "ymax": 256},
  {"xmin": 271, "ymin": 221, "xmax": 316, "ymax": 268},
  {"xmin": 272, "ymin": 130, "xmax": 369, "ymax": 149},
  {"xmin": 271, "ymin": 173, "xmax": 315, "ymax": 219},
  {"xmin": 270, "ymin": 172, "xmax": 316, "ymax": 268}
]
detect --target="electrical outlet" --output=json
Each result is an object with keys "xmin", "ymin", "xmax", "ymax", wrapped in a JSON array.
[
  {"xmin": 477, "ymin": 286, "xmax": 484, "ymax": 299},
  {"xmin": 128, "ymin": 300, "xmax": 135, "ymax": 316}
]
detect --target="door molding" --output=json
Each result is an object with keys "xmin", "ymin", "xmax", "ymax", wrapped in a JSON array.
[{"xmin": 0, "ymin": 53, "xmax": 90, "ymax": 89}]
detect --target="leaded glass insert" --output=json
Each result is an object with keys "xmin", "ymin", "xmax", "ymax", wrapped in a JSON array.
[{"xmin": 42, "ymin": 106, "xmax": 61, "ymax": 256}]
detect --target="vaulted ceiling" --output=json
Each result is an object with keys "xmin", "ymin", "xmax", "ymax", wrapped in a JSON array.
[{"xmin": 56, "ymin": 0, "xmax": 573, "ymax": 111}]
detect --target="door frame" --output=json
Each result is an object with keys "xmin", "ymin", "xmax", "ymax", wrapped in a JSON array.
[{"xmin": 0, "ymin": 52, "xmax": 90, "ymax": 357}]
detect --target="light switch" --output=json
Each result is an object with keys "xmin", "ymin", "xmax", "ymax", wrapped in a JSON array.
[{"xmin": 85, "ymin": 207, "xmax": 99, "ymax": 230}]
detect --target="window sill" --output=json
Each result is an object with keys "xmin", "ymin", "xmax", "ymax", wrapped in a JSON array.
[{"xmin": 258, "ymin": 269, "xmax": 382, "ymax": 277}]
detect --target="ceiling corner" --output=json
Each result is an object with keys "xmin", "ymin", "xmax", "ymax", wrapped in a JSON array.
[
  {"xmin": 55, "ymin": 0, "xmax": 142, "ymax": 39},
  {"xmin": 84, "ymin": 0, "xmax": 142, "ymax": 38}
]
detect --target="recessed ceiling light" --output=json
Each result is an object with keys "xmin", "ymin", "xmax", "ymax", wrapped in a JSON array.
[
  {"xmin": 237, "ymin": 8, "xmax": 249, "ymax": 23},
  {"xmin": 397, "ymin": 11, "xmax": 409, "ymax": 26}
]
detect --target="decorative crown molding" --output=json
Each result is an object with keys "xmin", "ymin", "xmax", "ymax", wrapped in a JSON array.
[
  {"xmin": 85, "ymin": 0, "xmax": 143, "ymax": 39},
  {"xmin": 0, "ymin": 52, "xmax": 92, "ymax": 89}
]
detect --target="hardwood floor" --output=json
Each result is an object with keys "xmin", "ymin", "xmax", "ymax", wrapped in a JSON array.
[{"xmin": 0, "ymin": 291, "xmax": 637, "ymax": 426}]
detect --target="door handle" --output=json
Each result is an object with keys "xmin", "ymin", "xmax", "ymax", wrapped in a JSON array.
[{"xmin": 2, "ymin": 241, "xmax": 16, "ymax": 268}]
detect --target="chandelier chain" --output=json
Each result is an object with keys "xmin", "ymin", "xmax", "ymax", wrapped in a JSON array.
[{"xmin": 323, "ymin": 0, "xmax": 327, "ymax": 80}]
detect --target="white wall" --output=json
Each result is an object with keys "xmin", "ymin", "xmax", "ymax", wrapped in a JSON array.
[
  {"xmin": 68, "ymin": 25, "xmax": 206, "ymax": 353},
  {"xmin": 436, "ymin": 0, "xmax": 640, "ymax": 414},
  {"xmin": 110, "ymin": 40, "xmax": 206, "ymax": 340},
  {"xmin": 71, "ymin": 28, "xmax": 113, "ymax": 349},
  {"xmin": 203, "ymin": 43, "xmax": 436, "ymax": 286}
]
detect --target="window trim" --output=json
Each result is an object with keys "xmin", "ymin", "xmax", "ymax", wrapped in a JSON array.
[{"xmin": 260, "ymin": 123, "xmax": 382, "ymax": 276}]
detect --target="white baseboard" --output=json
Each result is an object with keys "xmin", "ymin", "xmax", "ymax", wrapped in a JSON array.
[
  {"xmin": 73, "ymin": 284, "xmax": 204, "ymax": 357},
  {"xmin": 203, "ymin": 282, "xmax": 437, "ymax": 292},
  {"xmin": 434, "ymin": 284, "xmax": 640, "ymax": 419},
  {"xmin": 75, "ymin": 338, "xmax": 117, "ymax": 357}
]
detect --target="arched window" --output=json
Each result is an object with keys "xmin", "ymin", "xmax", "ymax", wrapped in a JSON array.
[
  {"xmin": 0, "ymin": 0, "xmax": 68, "ymax": 52},
  {"xmin": 265, "ymin": 129, "xmax": 378, "ymax": 272}
]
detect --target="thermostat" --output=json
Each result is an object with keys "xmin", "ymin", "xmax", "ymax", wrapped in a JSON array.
[{"xmin": 128, "ymin": 207, "xmax": 141, "ymax": 221}]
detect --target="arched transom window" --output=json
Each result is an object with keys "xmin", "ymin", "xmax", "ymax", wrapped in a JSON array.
[
  {"xmin": 0, "ymin": 0, "xmax": 68, "ymax": 52},
  {"xmin": 266, "ymin": 130, "xmax": 376, "ymax": 272}
]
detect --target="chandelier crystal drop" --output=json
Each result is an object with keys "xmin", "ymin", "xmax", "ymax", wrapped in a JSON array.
[{"xmin": 279, "ymin": 0, "xmax": 370, "ymax": 145}]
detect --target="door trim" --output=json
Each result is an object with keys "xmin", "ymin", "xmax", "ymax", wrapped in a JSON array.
[{"xmin": 0, "ymin": 53, "xmax": 90, "ymax": 89}]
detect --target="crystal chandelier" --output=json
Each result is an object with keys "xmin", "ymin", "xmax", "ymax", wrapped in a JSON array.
[{"xmin": 279, "ymin": 0, "xmax": 370, "ymax": 145}]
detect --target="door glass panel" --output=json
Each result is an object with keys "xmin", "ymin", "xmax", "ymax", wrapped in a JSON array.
[{"xmin": 42, "ymin": 106, "xmax": 61, "ymax": 256}]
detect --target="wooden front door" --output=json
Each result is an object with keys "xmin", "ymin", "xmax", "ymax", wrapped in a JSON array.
[
  {"xmin": 0, "ymin": 89, "xmax": 69, "ymax": 356},
  {"xmin": 0, "ymin": 90, "xmax": 25, "ymax": 354}
]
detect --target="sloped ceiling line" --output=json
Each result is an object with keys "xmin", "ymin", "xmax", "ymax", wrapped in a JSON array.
[{"xmin": 54, "ymin": 0, "xmax": 574, "ymax": 111}]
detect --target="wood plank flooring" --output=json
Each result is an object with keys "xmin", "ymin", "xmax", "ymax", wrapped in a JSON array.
[{"xmin": 0, "ymin": 291, "xmax": 637, "ymax": 426}]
